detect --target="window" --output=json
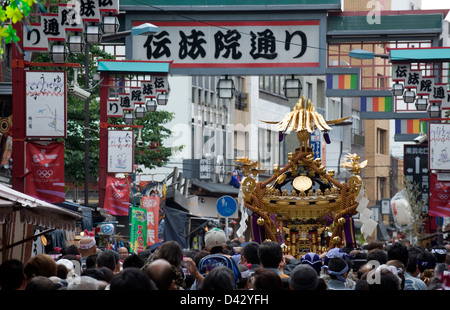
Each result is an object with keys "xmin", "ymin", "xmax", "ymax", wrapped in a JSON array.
[
  {"xmin": 259, "ymin": 76, "xmax": 286, "ymax": 96},
  {"xmin": 328, "ymin": 99, "xmax": 340, "ymax": 120},
  {"xmin": 307, "ymin": 82, "xmax": 313, "ymax": 100},
  {"xmin": 378, "ymin": 177, "xmax": 387, "ymax": 200},
  {"xmin": 377, "ymin": 128, "xmax": 387, "ymax": 154},
  {"xmin": 351, "ymin": 110, "xmax": 360, "ymax": 134}
]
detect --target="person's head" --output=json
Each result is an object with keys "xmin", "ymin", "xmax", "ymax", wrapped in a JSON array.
[
  {"xmin": 367, "ymin": 241, "xmax": 385, "ymax": 252},
  {"xmin": 406, "ymin": 246, "xmax": 425, "ymax": 276},
  {"xmin": 258, "ymin": 241, "xmax": 283, "ymax": 269},
  {"xmin": 241, "ymin": 241, "xmax": 260, "ymax": 265},
  {"xmin": 109, "ymin": 267, "xmax": 157, "ymax": 290},
  {"xmin": 357, "ymin": 263, "xmax": 373, "ymax": 280},
  {"xmin": 67, "ymin": 275, "xmax": 100, "ymax": 290},
  {"xmin": 323, "ymin": 247, "xmax": 349, "ymax": 266},
  {"xmin": 0, "ymin": 259, "xmax": 25, "ymax": 290},
  {"xmin": 252, "ymin": 268, "xmax": 283, "ymax": 290},
  {"xmin": 368, "ymin": 269, "xmax": 401, "ymax": 290},
  {"xmin": 315, "ymin": 277, "xmax": 328, "ymax": 290},
  {"xmin": 237, "ymin": 263, "xmax": 252, "ymax": 290},
  {"xmin": 23, "ymin": 254, "xmax": 58, "ymax": 282},
  {"xmin": 367, "ymin": 249, "xmax": 388, "ymax": 265},
  {"xmin": 144, "ymin": 259, "xmax": 176, "ymax": 290},
  {"xmin": 78, "ymin": 236, "xmax": 97, "ymax": 257},
  {"xmin": 386, "ymin": 259, "xmax": 406, "ymax": 289},
  {"xmin": 198, "ymin": 266, "xmax": 236, "ymax": 290},
  {"xmin": 98, "ymin": 267, "xmax": 114, "ymax": 283},
  {"xmin": 434, "ymin": 263, "xmax": 449, "ymax": 277},
  {"xmin": 24, "ymin": 276, "xmax": 56, "ymax": 290},
  {"xmin": 417, "ymin": 250, "xmax": 437, "ymax": 273},
  {"xmin": 431, "ymin": 246, "xmax": 447, "ymax": 264},
  {"xmin": 204, "ymin": 228, "xmax": 228, "ymax": 254},
  {"xmin": 387, "ymin": 242, "xmax": 409, "ymax": 267},
  {"xmin": 289, "ymin": 264, "xmax": 319, "ymax": 290},
  {"xmin": 85, "ymin": 254, "xmax": 98, "ymax": 269},
  {"xmin": 118, "ymin": 247, "xmax": 129, "ymax": 261},
  {"xmin": 81, "ymin": 268, "xmax": 107, "ymax": 282},
  {"xmin": 123, "ymin": 253, "xmax": 145, "ymax": 269},
  {"xmin": 152, "ymin": 240, "xmax": 184, "ymax": 266},
  {"xmin": 300, "ymin": 252, "xmax": 322, "ymax": 275},
  {"xmin": 355, "ymin": 279, "xmax": 369, "ymax": 290},
  {"xmin": 96, "ymin": 249, "xmax": 120, "ymax": 273},
  {"xmin": 326, "ymin": 257, "xmax": 349, "ymax": 282},
  {"xmin": 55, "ymin": 258, "xmax": 76, "ymax": 280},
  {"xmin": 61, "ymin": 244, "xmax": 80, "ymax": 257}
]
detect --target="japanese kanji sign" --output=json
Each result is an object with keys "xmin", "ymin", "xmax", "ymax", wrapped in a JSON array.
[
  {"xmin": 129, "ymin": 206, "xmax": 147, "ymax": 253},
  {"xmin": 26, "ymin": 71, "xmax": 66, "ymax": 138},
  {"xmin": 429, "ymin": 123, "xmax": 450, "ymax": 171},
  {"xmin": 132, "ymin": 20, "xmax": 321, "ymax": 70},
  {"xmin": 403, "ymin": 144, "xmax": 430, "ymax": 207},
  {"xmin": 141, "ymin": 195, "xmax": 161, "ymax": 247},
  {"xmin": 23, "ymin": 0, "xmax": 119, "ymax": 51},
  {"xmin": 107, "ymin": 130, "xmax": 134, "ymax": 173},
  {"xmin": 392, "ymin": 63, "xmax": 450, "ymax": 114}
]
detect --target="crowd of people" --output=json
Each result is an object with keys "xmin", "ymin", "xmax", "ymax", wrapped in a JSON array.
[{"xmin": 0, "ymin": 228, "xmax": 449, "ymax": 291}]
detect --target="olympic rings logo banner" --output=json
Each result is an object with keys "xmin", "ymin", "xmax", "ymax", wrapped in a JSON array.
[
  {"xmin": 25, "ymin": 142, "xmax": 65, "ymax": 203},
  {"xmin": 429, "ymin": 173, "xmax": 450, "ymax": 218},
  {"xmin": 104, "ymin": 175, "xmax": 131, "ymax": 216}
]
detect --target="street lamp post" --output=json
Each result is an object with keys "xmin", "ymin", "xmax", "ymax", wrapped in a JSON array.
[{"xmin": 84, "ymin": 41, "xmax": 91, "ymax": 208}]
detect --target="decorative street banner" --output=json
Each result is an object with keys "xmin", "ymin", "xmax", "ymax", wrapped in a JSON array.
[
  {"xmin": 104, "ymin": 175, "xmax": 131, "ymax": 216},
  {"xmin": 108, "ymin": 130, "xmax": 134, "ymax": 173},
  {"xmin": 429, "ymin": 123, "xmax": 450, "ymax": 171},
  {"xmin": 141, "ymin": 195, "xmax": 161, "ymax": 247},
  {"xmin": 132, "ymin": 20, "xmax": 321, "ymax": 69},
  {"xmin": 25, "ymin": 142, "xmax": 65, "ymax": 203},
  {"xmin": 25, "ymin": 71, "xmax": 66, "ymax": 138},
  {"xmin": 129, "ymin": 206, "xmax": 147, "ymax": 254},
  {"xmin": 429, "ymin": 173, "xmax": 450, "ymax": 218}
]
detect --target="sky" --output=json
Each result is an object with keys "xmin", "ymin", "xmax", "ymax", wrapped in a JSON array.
[{"xmin": 421, "ymin": 1, "xmax": 450, "ymax": 20}]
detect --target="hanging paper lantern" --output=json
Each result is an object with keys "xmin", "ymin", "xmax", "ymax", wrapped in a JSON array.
[{"xmin": 391, "ymin": 199, "xmax": 412, "ymax": 226}]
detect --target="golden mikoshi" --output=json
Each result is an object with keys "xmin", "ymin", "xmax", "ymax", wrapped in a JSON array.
[{"xmin": 238, "ymin": 95, "xmax": 366, "ymax": 258}]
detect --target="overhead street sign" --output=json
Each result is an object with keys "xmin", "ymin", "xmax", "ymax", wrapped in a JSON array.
[{"xmin": 404, "ymin": 144, "xmax": 430, "ymax": 208}]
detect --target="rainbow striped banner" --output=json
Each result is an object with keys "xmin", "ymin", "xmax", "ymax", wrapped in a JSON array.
[
  {"xmin": 361, "ymin": 97, "xmax": 393, "ymax": 112},
  {"xmin": 395, "ymin": 119, "xmax": 427, "ymax": 135},
  {"xmin": 326, "ymin": 74, "xmax": 358, "ymax": 90}
]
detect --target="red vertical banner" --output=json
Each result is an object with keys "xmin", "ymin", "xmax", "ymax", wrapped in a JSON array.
[
  {"xmin": 25, "ymin": 142, "xmax": 65, "ymax": 203},
  {"xmin": 141, "ymin": 195, "xmax": 160, "ymax": 247},
  {"xmin": 429, "ymin": 173, "xmax": 450, "ymax": 217},
  {"xmin": 104, "ymin": 175, "xmax": 131, "ymax": 216}
]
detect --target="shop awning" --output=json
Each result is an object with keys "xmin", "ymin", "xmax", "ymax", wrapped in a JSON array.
[
  {"xmin": 390, "ymin": 47, "xmax": 450, "ymax": 62},
  {"xmin": 0, "ymin": 183, "xmax": 82, "ymax": 231},
  {"xmin": 190, "ymin": 180, "xmax": 239, "ymax": 197},
  {"xmin": 97, "ymin": 59, "xmax": 171, "ymax": 74}
]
